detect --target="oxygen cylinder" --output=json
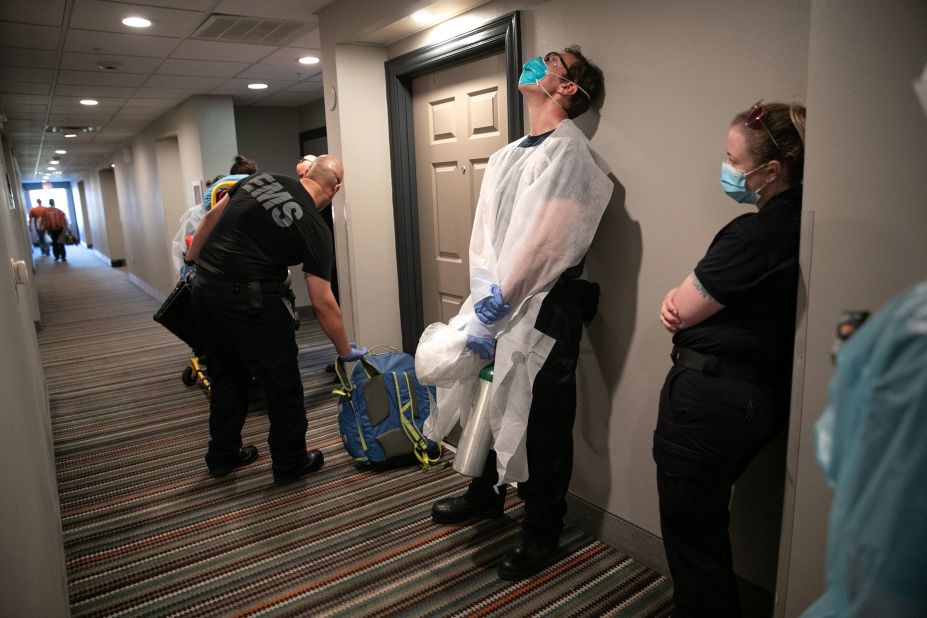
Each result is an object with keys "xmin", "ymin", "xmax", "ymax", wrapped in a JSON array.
[{"xmin": 453, "ymin": 364, "xmax": 494, "ymax": 477}]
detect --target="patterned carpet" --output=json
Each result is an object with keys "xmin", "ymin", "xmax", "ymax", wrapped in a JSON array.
[{"xmin": 35, "ymin": 246, "xmax": 673, "ymax": 617}]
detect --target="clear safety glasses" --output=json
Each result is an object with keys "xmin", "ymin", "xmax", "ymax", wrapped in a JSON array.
[{"xmin": 543, "ymin": 51, "xmax": 590, "ymax": 100}]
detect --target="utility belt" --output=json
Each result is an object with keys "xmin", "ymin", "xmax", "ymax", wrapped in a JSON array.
[
  {"xmin": 197, "ymin": 275, "xmax": 299, "ymax": 328},
  {"xmin": 671, "ymin": 345, "xmax": 764, "ymax": 383}
]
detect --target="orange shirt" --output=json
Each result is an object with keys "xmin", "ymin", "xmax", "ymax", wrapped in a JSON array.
[
  {"xmin": 43, "ymin": 207, "xmax": 67, "ymax": 230},
  {"xmin": 29, "ymin": 205, "xmax": 47, "ymax": 229}
]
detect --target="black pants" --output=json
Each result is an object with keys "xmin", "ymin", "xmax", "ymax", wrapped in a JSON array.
[
  {"xmin": 49, "ymin": 229, "xmax": 66, "ymax": 260},
  {"xmin": 192, "ymin": 277, "xmax": 308, "ymax": 475},
  {"xmin": 467, "ymin": 277, "xmax": 590, "ymax": 546},
  {"xmin": 652, "ymin": 365, "xmax": 780, "ymax": 618}
]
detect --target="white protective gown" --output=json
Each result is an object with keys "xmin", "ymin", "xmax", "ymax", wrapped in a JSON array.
[{"xmin": 421, "ymin": 119, "xmax": 612, "ymax": 484}]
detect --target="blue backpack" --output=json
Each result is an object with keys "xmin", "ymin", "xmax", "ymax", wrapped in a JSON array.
[{"xmin": 334, "ymin": 350, "xmax": 440, "ymax": 470}]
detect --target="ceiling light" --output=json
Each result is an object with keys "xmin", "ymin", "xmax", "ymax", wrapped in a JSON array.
[
  {"xmin": 411, "ymin": 10, "xmax": 434, "ymax": 23},
  {"xmin": 111, "ymin": 164, "xmax": 116, "ymax": 168},
  {"xmin": 54, "ymin": 149, "xmax": 66, "ymax": 154},
  {"xmin": 248, "ymin": 83, "xmax": 268, "ymax": 90},
  {"xmin": 122, "ymin": 16, "xmax": 152, "ymax": 28},
  {"xmin": 64, "ymin": 133, "xmax": 77, "ymax": 138},
  {"xmin": 298, "ymin": 56, "xmax": 320, "ymax": 65},
  {"xmin": 49, "ymin": 159, "xmax": 60, "ymax": 164},
  {"xmin": 47, "ymin": 166, "xmax": 56, "ymax": 170},
  {"xmin": 80, "ymin": 99, "xmax": 99, "ymax": 106}
]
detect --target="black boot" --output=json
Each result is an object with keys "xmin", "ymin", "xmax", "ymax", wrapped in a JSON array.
[
  {"xmin": 207, "ymin": 445, "xmax": 259, "ymax": 478},
  {"xmin": 432, "ymin": 485, "xmax": 506, "ymax": 524},
  {"xmin": 497, "ymin": 539, "xmax": 560, "ymax": 580},
  {"xmin": 273, "ymin": 449, "xmax": 324, "ymax": 485}
]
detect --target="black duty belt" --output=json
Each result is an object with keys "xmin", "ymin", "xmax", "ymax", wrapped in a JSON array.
[
  {"xmin": 196, "ymin": 276, "xmax": 289, "ymax": 296},
  {"xmin": 671, "ymin": 346, "xmax": 763, "ymax": 383}
]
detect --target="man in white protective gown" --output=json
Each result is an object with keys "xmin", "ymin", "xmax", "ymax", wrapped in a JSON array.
[{"xmin": 424, "ymin": 46, "xmax": 613, "ymax": 580}]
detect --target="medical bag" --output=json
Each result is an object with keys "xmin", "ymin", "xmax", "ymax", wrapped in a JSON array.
[{"xmin": 334, "ymin": 349, "xmax": 440, "ymax": 470}]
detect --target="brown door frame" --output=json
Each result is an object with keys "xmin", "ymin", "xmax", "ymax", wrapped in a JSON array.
[{"xmin": 385, "ymin": 11, "xmax": 523, "ymax": 352}]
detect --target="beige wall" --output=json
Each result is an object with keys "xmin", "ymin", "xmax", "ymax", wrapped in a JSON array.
[
  {"xmin": 778, "ymin": 1, "xmax": 927, "ymax": 614},
  {"xmin": 79, "ymin": 169, "xmax": 111, "ymax": 261},
  {"xmin": 99, "ymin": 168, "xmax": 126, "ymax": 261},
  {"xmin": 113, "ymin": 95, "xmax": 237, "ymax": 298},
  {"xmin": 0, "ymin": 126, "xmax": 70, "ymax": 616}
]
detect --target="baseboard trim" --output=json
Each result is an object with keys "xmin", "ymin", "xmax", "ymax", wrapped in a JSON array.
[
  {"xmin": 565, "ymin": 493, "xmax": 670, "ymax": 577},
  {"xmin": 128, "ymin": 273, "xmax": 167, "ymax": 304},
  {"xmin": 91, "ymin": 249, "xmax": 111, "ymax": 266}
]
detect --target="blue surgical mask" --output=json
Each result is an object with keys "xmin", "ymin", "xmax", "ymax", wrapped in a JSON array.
[
  {"xmin": 518, "ymin": 55, "xmax": 548, "ymax": 85},
  {"xmin": 720, "ymin": 161, "xmax": 769, "ymax": 205}
]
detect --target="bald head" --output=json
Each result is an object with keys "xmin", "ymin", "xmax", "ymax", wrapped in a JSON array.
[{"xmin": 301, "ymin": 154, "xmax": 344, "ymax": 208}]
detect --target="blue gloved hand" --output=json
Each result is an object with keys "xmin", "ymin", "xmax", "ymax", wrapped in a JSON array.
[
  {"xmin": 474, "ymin": 284, "xmax": 511, "ymax": 325},
  {"xmin": 466, "ymin": 334, "xmax": 496, "ymax": 359},
  {"xmin": 180, "ymin": 261, "xmax": 196, "ymax": 279},
  {"xmin": 338, "ymin": 343, "xmax": 367, "ymax": 362}
]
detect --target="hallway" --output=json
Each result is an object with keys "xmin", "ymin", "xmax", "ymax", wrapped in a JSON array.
[{"xmin": 34, "ymin": 246, "xmax": 672, "ymax": 616}]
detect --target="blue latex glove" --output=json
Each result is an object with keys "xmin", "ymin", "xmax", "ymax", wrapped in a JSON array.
[
  {"xmin": 466, "ymin": 334, "xmax": 496, "ymax": 359},
  {"xmin": 180, "ymin": 261, "xmax": 196, "ymax": 279},
  {"xmin": 474, "ymin": 284, "xmax": 511, "ymax": 325},
  {"xmin": 338, "ymin": 343, "xmax": 367, "ymax": 362}
]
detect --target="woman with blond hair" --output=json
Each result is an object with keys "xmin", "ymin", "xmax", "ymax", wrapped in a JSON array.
[{"xmin": 655, "ymin": 100, "xmax": 807, "ymax": 617}]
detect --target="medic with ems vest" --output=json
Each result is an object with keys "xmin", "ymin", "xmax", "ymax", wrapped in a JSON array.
[{"xmin": 186, "ymin": 155, "xmax": 366, "ymax": 485}]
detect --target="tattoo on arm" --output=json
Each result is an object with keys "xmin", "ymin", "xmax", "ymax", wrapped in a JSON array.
[{"xmin": 690, "ymin": 272, "xmax": 714, "ymax": 301}]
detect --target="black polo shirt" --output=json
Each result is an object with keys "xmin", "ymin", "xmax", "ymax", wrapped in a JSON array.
[
  {"xmin": 196, "ymin": 173, "xmax": 332, "ymax": 283},
  {"xmin": 673, "ymin": 185, "xmax": 803, "ymax": 370}
]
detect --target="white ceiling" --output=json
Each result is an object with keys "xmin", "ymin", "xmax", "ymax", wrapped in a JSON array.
[{"xmin": 0, "ymin": 0, "xmax": 334, "ymax": 181}]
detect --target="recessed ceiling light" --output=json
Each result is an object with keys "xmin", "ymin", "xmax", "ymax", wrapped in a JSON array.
[
  {"xmin": 298, "ymin": 56, "xmax": 320, "ymax": 65},
  {"xmin": 122, "ymin": 16, "xmax": 152, "ymax": 28},
  {"xmin": 111, "ymin": 163, "xmax": 116, "ymax": 168},
  {"xmin": 80, "ymin": 99, "xmax": 99, "ymax": 106},
  {"xmin": 47, "ymin": 166, "xmax": 56, "ymax": 170},
  {"xmin": 248, "ymin": 83, "xmax": 268, "ymax": 90},
  {"xmin": 49, "ymin": 159, "xmax": 60, "ymax": 164},
  {"xmin": 64, "ymin": 133, "xmax": 77, "ymax": 138},
  {"xmin": 411, "ymin": 10, "xmax": 434, "ymax": 23},
  {"xmin": 54, "ymin": 149, "xmax": 66, "ymax": 154}
]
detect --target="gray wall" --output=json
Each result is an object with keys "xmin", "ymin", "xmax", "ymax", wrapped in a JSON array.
[
  {"xmin": 0, "ymin": 126, "xmax": 70, "ymax": 616},
  {"xmin": 777, "ymin": 1, "xmax": 927, "ymax": 614},
  {"xmin": 299, "ymin": 98, "xmax": 326, "ymax": 132},
  {"xmin": 234, "ymin": 106, "xmax": 301, "ymax": 176}
]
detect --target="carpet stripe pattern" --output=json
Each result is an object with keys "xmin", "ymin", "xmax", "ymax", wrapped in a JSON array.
[{"xmin": 36, "ymin": 247, "xmax": 673, "ymax": 616}]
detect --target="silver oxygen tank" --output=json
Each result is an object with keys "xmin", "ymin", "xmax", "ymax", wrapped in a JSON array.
[{"xmin": 453, "ymin": 364, "xmax": 494, "ymax": 477}]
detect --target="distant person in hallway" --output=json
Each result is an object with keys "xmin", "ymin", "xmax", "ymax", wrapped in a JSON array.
[
  {"xmin": 186, "ymin": 155, "xmax": 366, "ymax": 484},
  {"xmin": 425, "ymin": 46, "xmax": 611, "ymax": 581},
  {"xmin": 43, "ymin": 198, "xmax": 69, "ymax": 263},
  {"xmin": 29, "ymin": 198, "xmax": 49, "ymax": 256},
  {"xmin": 655, "ymin": 100, "xmax": 806, "ymax": 617}
]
